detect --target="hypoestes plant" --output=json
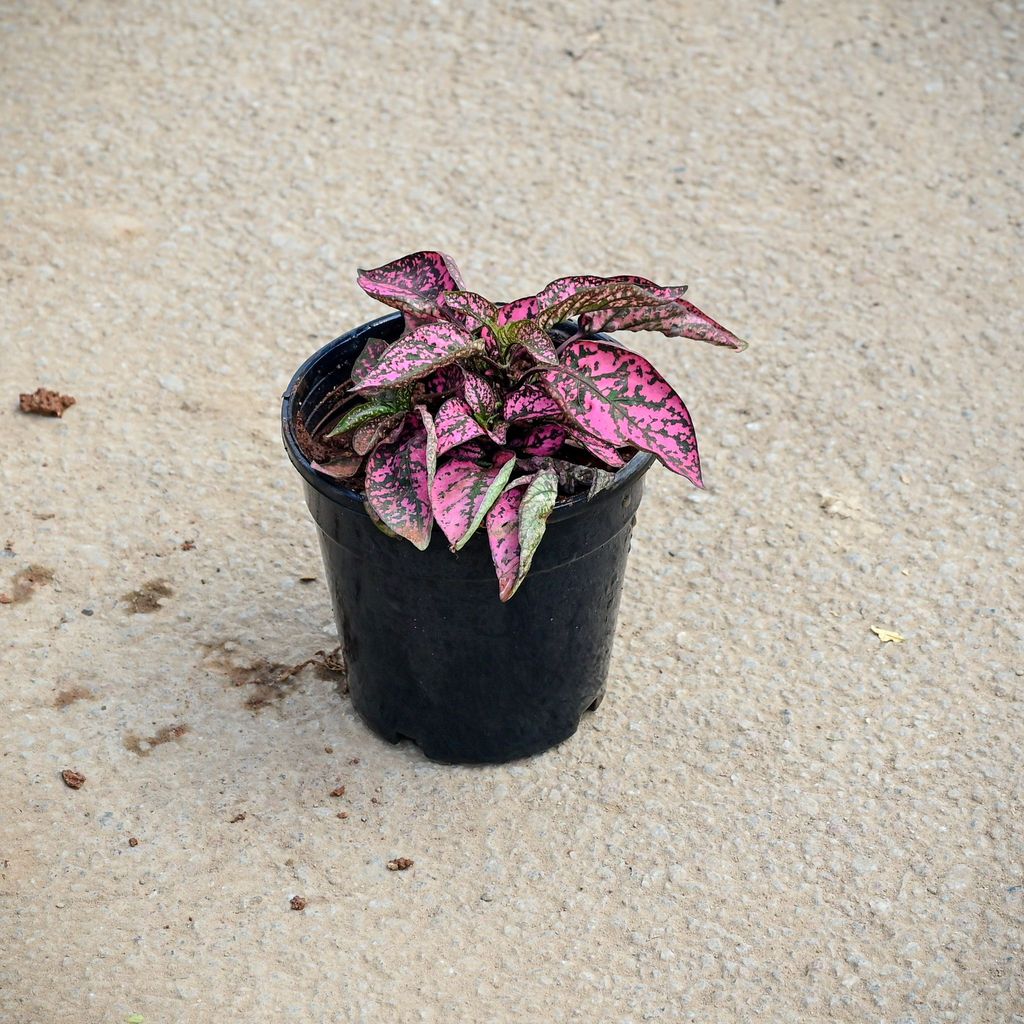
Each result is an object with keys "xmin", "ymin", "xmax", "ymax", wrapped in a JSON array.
[{"xmin": 308, "ymin": 251, "xmax": 746, "ymax": 600}]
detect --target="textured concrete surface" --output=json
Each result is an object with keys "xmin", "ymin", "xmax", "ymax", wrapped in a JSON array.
[{"xmin": 2, "ymin": 2, "xmax": 1022, "ymax": 1021}]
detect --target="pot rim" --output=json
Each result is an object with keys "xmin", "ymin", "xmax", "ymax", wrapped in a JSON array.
[{"xmin": 281, "ymin": 312, "xmax": 655, "ymax": 524}]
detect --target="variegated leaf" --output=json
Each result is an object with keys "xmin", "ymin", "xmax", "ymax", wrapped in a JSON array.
[
  {"xmin": 350, "ymin": 336, "xmax": 392, "ymax": 386},
  {"xmin": 541, "ymin": 339, "xmax": 702, "ymax": 485},
  {"xmin": 485, "ymin": 468, "xmax": 558, "ymax": 601},
  {"xmin": 326, "ymin": 391, "xmax": 408, "ymax": 438},
  {"xmin": 564, "ymin": 425, "xmax": 627, "ymax": 468},
  {"xmin": 353, "ymin": 322, "xmax": 482, "ymax": 391},
  {"xmin": 352, "ymin": 412, "xmax": 404, "ymax": 456},
  {"xmin": 434, "ymin": 397, "xmax": 487, "ymax": 455},
  {"xmin": 430, "ymin": 449, "xmax": 516, "ymax": 551},
  {"xmin": 496, "ymin": 275, "xmax": 687, "ymax": 326},
  {"xmin": 503, "ymin": 384, "xmax": 562, "ymax": 423},
  {"xmin": 311, "ymin": 457, "xmax": 363, "ymax": 480},
  {"xmin": 579, "ymin": 295, "xmax": 746, "ymax": 350},
  {"xmin": 499, "ymin": 319, "xmax": 559, "ymax": 363},
  {"xmin": 516, "ymin": 422, "xmax": 566, "ymax": 456},
  {"xmin": 356, "ymin": 251, "xmax": 465, "ymax": 319},
  {"xmin": 439, "ymin": 290, "xmax": 498, "ymax": 331},
  {"xmin": 364, "ymin": 417, "xmax": 433, "ymax": 550}
]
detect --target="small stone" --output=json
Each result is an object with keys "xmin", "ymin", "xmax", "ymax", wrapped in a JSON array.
[
  {"xmin": 61, "ymin": 769, "xmax": 86, "ymax": 789},
  {"xmin": 386, "ymin": 858, "xmax": 413, "ymax": 871},
  {"xmin": 289, "ymin": 895, "xmax": 307, "ymax": 911},
  {"xmin": 128, "ymin": 837, "xmax": 139, "ymax": 848},
  {"xmin": 329, "ymin": 785, "xmax": 346, "ymax": 798}
]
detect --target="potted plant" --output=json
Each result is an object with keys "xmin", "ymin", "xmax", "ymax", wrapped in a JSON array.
[{"xmin": 282, "ymin": 251, "xmax": 746, "ymax": 763}]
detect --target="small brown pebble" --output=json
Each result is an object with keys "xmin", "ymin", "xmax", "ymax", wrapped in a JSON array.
[
  {"xmin": 0, "ymin": 594, "xmax": 12, "ymax": 605},
  {"xmin": 19, "ymin": 387, "xmax": 76, "ymax": 418},
  {"xmin": 370, "ymin": 796, "xmax": 380, "ymax": 805},
  {"xmin": 289, "ymin": 895, "xmax": 306, "ymax": 911},
  {"xmin": 299, "ymin": 576, "xmax": 317, "ymax": 583},
  {"xmin": 229, "ymin": 812, "xmax": 246, "ymax": 823},
  {"xmin": 329, "ymin": 785, "xmax": 346, "ymax": 798},
  {"xmin": 336, "ymin": 812, "xmax": 349, "ymax": 820},
  {"xmin": 348, "ymin": 757, "xmax": 360, "ymax": 765},
  {"xmin": 386, "ymin": 858, "xmax": 413, "ymax": 872},
  {"xmin": 61, "ymin": 769, "xmax": 86, "ymax": 789},
  {"xmin": 128, "ymin": 837, "xmax": 139, "ymax": 848},
  {"xmin": 181, "ymin": 540, "xmax": 196, "ymax": 551},
  {"xmin": 324, "ymin": 746, "xmax": 333, "ymax": 754}
]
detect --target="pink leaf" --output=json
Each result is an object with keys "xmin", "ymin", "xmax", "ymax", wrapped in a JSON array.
[
  {"xmin": 356, "ymin": 251, "xmax": 465, "ymax": 319},
  {"xmin": 430, "ymin": 450, "xmax": 516, "ymax": 551},
  {"xmin": 485, "ymin": 468, "xmax": 558, "ymax": 601},
  {"xmin": 503, "ymin": 384, "xmax": 562, "ymax": 423},
  {"xmin": 564, "ymin": 426, "xmax": 627, "ymax": 468},
  {"xmin": 353, "ymin": 322, "xmax": 482, "ymax": 391},
  {"xmin": 499, "ymin": 319, "xmax": 558, "ymax": 363},
  {"xmin": 461, "ymin": 370, "xmax": 500, "ymax": 421},
  {"xmin": 579, "ymin": 295, "xmax": 746, "ymax": 350},
  {"xmin": 364, "ymin": 417, "xmax": 434, "ymax": 550},
  {"xmin": 434, "ymin": 397, "xmax": 487, "ymax": 455},
  {"xmin": 496, "ymin": 275, "xmax": 686, "ymax": 326},
  {"xmin": 438, "ymin": 290, "xmax": 498, "ymax": 331},
  {"xmin": 516, "ymin": 422, "xmax": 566, "ymax": 456},
  {"xmin": 541, "ymin": 339, "xmax": 702, "ymax": 485},
  {"xmin": 415, "ymin": 364, "xmax": 461, "ymax": 397},
  {"xmin": 350, "ymin": 336, "xmax": 393, "ymax": 386}
]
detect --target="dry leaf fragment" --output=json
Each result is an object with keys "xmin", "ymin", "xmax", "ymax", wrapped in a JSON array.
[{"xmin": 870, "ymin": 625, "xmax": 905, "ymax": 644}]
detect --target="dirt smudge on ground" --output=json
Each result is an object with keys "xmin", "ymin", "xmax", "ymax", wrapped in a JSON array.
[
  {"xmin": 122, "ymin": 580, "xmax": 173, "ymax": 613},
  {"xmin": 53, "ymin": 686, "xmax": 93, "ymax": 708},
  {"xmin": 123, "ymin": 723, "xmax": 190, "ymax": 756},
  {"xmin": 0, "ymin": 565, "xmax": 55, "ymax": 605},
  {"xmin": 201, "ymin": 642, "xmax": 347, "ymax": 711}
]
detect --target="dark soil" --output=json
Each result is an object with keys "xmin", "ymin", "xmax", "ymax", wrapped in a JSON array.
[
  {"xmin": 19, "ymin": 387, "xmax": 76, "ymax": 417},
  {"xmin": 295, "ymin": 412, "xmax": 339, "ymax": 464}
]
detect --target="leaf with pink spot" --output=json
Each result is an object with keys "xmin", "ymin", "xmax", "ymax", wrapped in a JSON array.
[
  {"xmin": 496, "ymin": 275, "xmax": 687, "ymax": 327},
  {"xmin": 434, "ymin": 397, "xmax": 486, "ymax": 455},
  {"xmin": 350, "ymin": 336, "xmax": 393, "ymax": 386},
  {"xmin": 485, "ymin": 468, "xmax": 558, "ymax": 601},
  {"xmin": 564, "ymin": 426, "xmax": 627, "ymax": 468},
  {"xmin": 516, "ymin": 422, "xmax": 566, "ymax": 456},
  {"xmin": 579, "ymin": 294, "xmax": 746, "ymax": 350},
  {"xmin": 500, "ymin": 319, "xmax": 558, "ymax": 363},
  {"xmin": 353, "ymin": 322, "xmax": 482, "ymax": 391},
  {"xmin": 541, "ymin": 339, "xmax": 702, "ymax": 485},
  {"xmin": 439, "ymin": 290, "xmax": 498, "ymax": 331},
  {"xmin": 430, "ymin": 449, "xmax": 516, "ymax": 551},
  {"xmin": 357, "ymin": 251, "xmax": 465, "ymax": 320},
  {"xmin": 364, "ymin": 414, "xmax": 435, "ymax": 551},
  {"xmin": 352, "ymin": 412, "xmax": 404, "ymax": 455},
  {"xmin": 504, "ymin": 384, "xmax": 562, "ymax": 423}
]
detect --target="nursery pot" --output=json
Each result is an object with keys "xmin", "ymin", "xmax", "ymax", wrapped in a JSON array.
[{"xmin": 282, "ymin": 312, "xmax": 654, "ymax": 764}]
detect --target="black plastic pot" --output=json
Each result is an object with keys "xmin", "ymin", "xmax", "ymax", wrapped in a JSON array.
[{"xmin": 282, "ymin": 312, "xmax": 654, "ymax": 764}]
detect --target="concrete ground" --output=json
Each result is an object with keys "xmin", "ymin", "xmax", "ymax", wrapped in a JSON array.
[{"xmin": 2, "ymin": 2, "xmax": 1022, "ymax": 1021}]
